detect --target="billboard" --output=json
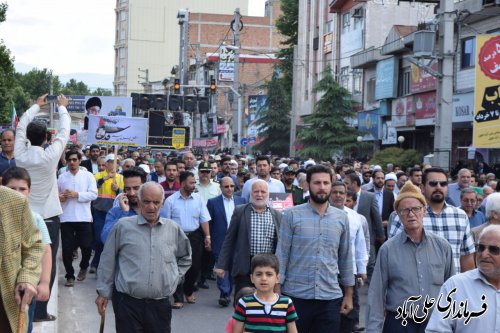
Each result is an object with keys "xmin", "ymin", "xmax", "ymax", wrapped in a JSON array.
[
  {"xmin": 473, "ymin": 35, "xmax": 500, "ymax": 147},
  {"xmin": 218, "ymin": 46, "xmax": 235, "ymax": 82},
  {"xmin": 391, "ymin": 96, "xmax": 415, "ymax": 127},
  {"xmin": 51, "ymin": 96, "xmax": 132, "ymax": 117},
  {"xmin": 247, "ymin": 95, "xmax": 267, "ymax": 145},
  {"xmin": 87, "ymin": 115, "xmax": 147, "ymax": 147}
]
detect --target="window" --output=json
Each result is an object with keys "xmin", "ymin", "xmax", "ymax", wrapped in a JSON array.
[
  {"xmin": 352, "ymin": 69, "xmax": 362, "ymax": 95},
  {"xmin": 342, "ymin": 13, "xmax": 350, "ymax": 32},
  {"xmin": 326, "ymin": 20, "xmax": 333, "ymax": 33},
  {"xmin": 340, "ymin": 66, "xmax": 349, "ymax": 90},
  {"xmin": 461, "ymin": 37, "xmax": 475, "ymax": 69},
  {"xmin": 120, "ymin": 10, "xmax": 127, "ymax": 21},
  {"xmin": 119, "ymin": 48, "xmax": 126, "ymax": 59},
  {"xmin": 398, "ymin": 68, "xmax": 410, "ymax": 96},
  {"xmin": 367, "ymin": 78, "xmax": 376, "ymax": 103}
]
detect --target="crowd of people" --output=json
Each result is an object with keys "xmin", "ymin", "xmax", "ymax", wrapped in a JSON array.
[{"xmin": 1, "ymin": 94, "xmax": 499, "ymax": 333}]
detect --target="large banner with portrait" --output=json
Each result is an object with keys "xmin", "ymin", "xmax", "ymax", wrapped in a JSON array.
[{"xmin": 473, "ymin": 34, "xmax": 500, "ymax": 147}]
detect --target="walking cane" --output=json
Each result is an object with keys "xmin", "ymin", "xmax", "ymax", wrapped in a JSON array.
[
  {"xmin": 17, "ymin": 306, "xmax": 26, "ymax": 333},
  {"xmin": 99, "ymin": 312, "xmax": 105, "ymax": 333}
]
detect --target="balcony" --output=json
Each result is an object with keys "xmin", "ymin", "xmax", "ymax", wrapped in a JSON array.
[
  {"xmin": 351, "ymin": 47, "xmax": 386, "ymax": 69},
  {"xmin": 381, "ymin": 26, "xmax": 416, "ymax": 55}
]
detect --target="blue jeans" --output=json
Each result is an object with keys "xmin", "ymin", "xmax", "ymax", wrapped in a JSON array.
[{"xmin": 28, "ymin": 299, "xmax": 36, "ymax": 333}]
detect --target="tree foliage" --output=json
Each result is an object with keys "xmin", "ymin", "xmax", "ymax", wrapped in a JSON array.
[
  {"xmin": 92, "ymin": 87, "xmax": 112, "ymax": 96},
  {"xmin": 296, "ymin": 66, "xmax": 358, "ymax": 160},
  {"xmin": 368, "ymin": 147, "xmax": 422, "ymax": 170},
  {"xmin": 15, "ymin": 68, "xmax": 62, "ymax": 101},
  {"xmin": 253, "ymin": 75, "xmax": 290, "ymax": 156},
  {"xmin": 275, "ymin": 0, "xmax": 298, "ymax": 94}
]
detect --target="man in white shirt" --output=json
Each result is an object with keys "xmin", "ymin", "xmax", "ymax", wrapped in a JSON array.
[
  {"xmin": 14, "ymin": 94, "xmax": 70, "ymax": 321},
  {"xmin": 241, "ymin": 155, "xmax": 285, "ymax": 201},
  {"xmin": 58, "ymin": 150, "xmax": 98, "ymax": 287}
]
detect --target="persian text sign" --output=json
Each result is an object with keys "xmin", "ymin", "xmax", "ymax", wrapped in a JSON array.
[
  {"xmin": 414, "ymin": 92, "xmax": 437, "ymax": 126},
  {"xmin": 391, "ymin": 96, "xmax": 415, "ymax": 127},
  {"xmin": 87, "ymin": 115, "xmax": 147, "ymax": 147},
  {"xmin": 410, "ymin": 61, "xmax": 438, "ymax": 94},
  {"xmin": 218, "ymin": 46, "xmax": 235, "ymax": 82},
  {"xmin": 473, "ymin": 35, "xmax": 500, "ymax": 147}
]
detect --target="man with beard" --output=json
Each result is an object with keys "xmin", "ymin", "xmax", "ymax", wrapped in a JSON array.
[
  {"xmin": 160, "ymin": 160, "xmax": 180, "ymax": 199},
  {"xmin": 389, "ymin": 167, "xmax": 476, "ymax": 273},
  {"xmin": 216, "ymin": 157, "xmax": 237, "ymax": 185},
  {"xmin": 100, "ymin": 167, "xmax": 157, "ymax": 243},
  {"xmin": 162, "ymin": 171, "xmax": 211, "ymax": 308},
  {"xmin": 81, "ymin": 144, "xmax": 101, "ymax": 174},
  {"xmin": 183, "ymin": 152, "xmax": 198, "ymax": 180},
  {"xmin": 368, "ymin": 170, "xmax": 395, "ymax": 237},
  {"xmin": 282, "ymin": 166, "xmax": 304, "ymax": 206},
  {"xmin": 276, "ymin": 165, "xmax": 354, "ymax": 333},
  {"xmin": 241, "ymin": 155, "xmax": 285, "ymax": 202},
  {"xmin": 214, "ymin": 180, "xmax": 282, "ymax": 301}
]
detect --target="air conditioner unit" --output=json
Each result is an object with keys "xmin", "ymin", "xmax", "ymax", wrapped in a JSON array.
[
  {"xmin": 352, "ymin": 8, "xmax": 363, "ymax": 18},
  {"xmin": 413, "ymin": 30, "xmax": 435, "ymax": 58}
]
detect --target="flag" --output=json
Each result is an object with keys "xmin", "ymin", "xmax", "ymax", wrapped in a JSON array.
[{"xmin": 11, "ymin": 104, "xmax": 18, "ymax": 130}]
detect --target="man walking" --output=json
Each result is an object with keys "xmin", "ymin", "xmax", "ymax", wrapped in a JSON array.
[
  {"xmin": 0, "ymin": 129, "xmax": 16, "ymax": 181},
  {"xmin": 207, "ymin": 177, "xmax": 246, "ymax": 306},
  {"xmin": 160, "ymin": 160, "xmax": 180, "ymax": 199},
  {"xmin": 368, "ymin": 170, "xmax": 395, "ymax": 236},
  {"xmin": 57, "ymin": 150, "xmax": 97, "ymax": 287},
  {"xmin": 162, "ymin": 171, "xmax": 211, "ymax": 308},
  {"xmin": 448, "ymin": 168, "xmax": 472, "ymax": 206},
  {"xmin": 96, "ymin": 182, "xmax": 192, "ymax": 333},
  {"xmin": 80, "ymin": 144, "xmax": 101, "ymax": 174},
  {"xmin": 282, "ymin": 166, "xmax": 304, "ymax": 206},
  {"xmin": 277, "ymin": 165, "xmax": 354, "ymax": 333},
  {"xmin": 241, "ymin": 155, "xmax": 285, "ymax": 202},
  {"xmin": 14, "ymin": 93, "xmax": 70, "ymax": 322}
]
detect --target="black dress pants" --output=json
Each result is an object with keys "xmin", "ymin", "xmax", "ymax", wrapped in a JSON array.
[
  {"xmin": 173, "ymin": 230, "xmax": 203, "ymax": 302},
  {"xmin": 61, "ymin": 222, "xmax": 93, "ymax": 279}
]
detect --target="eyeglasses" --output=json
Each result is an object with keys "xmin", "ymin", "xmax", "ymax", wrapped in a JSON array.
[
  {"xmin": 200, "ymin": 170, "xmax": 211, "ymax": 173},
  {"xmin": 476, "ymin": 243, "xmax": 500, "ymax": 256},
  {"xmin": 67, "ymin": 158, "xmax": 79, "ymax": 162},
  {"xmin": 398, "ymin": 206, "xmax": 423, "ymax": 216},
  {"xmin": 427, "ymin": 180, "xmax": 448, "ymax": 187},
  {"xmin": 223, "ymin": 185, "xmax": 235, "ymax": 188}
]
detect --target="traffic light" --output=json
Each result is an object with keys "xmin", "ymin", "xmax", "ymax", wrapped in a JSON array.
[
  {"xmin": 183, "ymin": 95, "xmax": 197, "ymax": 112},
  {"xmin": 210, "ymin": 78, "xmax": 216, "ymax": 95},
  {"xmin": 168, "ymin": 95, "xmax": 183, "ymax": 111},
  {"xmin": 198, "ymin": 96, "xmax": 209, "ymax": 113},
  {"xmin": 174, "ymin": 79, "xmax": 181, "ymax": 94}
]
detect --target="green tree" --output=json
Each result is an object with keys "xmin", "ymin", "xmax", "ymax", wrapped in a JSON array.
[
  {"xmin": 15, "ymin": 68, "xmax": 62, "ymax": 99},
  {"xmin": 92, "ymin": 87, "xmax": 112, "ymax": 96},
  {"xmin": 275, "ymin": 0, "xmax": 298, "ymax": 94},
  {"xmin": 368, "ymin": 147, "xmax": 422, "ymax": 170},
  {"xmin": 61, "ymin": 78, "xmax": 90, "ymax": 95},
  {"xmin": 253, "ymin": 75, "xmax": 290, "ymax": 156},
  {"xmin": 0, "ymin": 3, "xmax": 17, "ymax": 122},
  {"xmin": 297, "ymin": 66, "xmax": 358, "ymax": 160}
]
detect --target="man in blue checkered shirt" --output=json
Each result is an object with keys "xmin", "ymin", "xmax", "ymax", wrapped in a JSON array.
[{"xmin": 389, "ymin": 167, "xmax": 475, "ymax": 273}]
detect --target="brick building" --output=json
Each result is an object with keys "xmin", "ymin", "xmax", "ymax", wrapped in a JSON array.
[{"xmin": 185, "ymin": 0, "xmax": 283, "ymax": 150}]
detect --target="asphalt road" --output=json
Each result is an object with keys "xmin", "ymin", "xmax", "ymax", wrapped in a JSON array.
[{"xmin": 58, "ymin": 253, "xmax": 234, "ymax": 333}]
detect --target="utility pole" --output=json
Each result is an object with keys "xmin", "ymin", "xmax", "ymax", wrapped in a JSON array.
[
  {"xmin": 289, "ymin": 45, "xmax": 298, "ymax": 157},
  {"xmin": 433, "ymin": 0, "xmax": 454, "ymax": 171},
  {"xmin": 232, "ymin": 8, "xmax": 242, "ymax": 154},
  {"xmin": 178, "ymin": 9, "xmax": 189, "ymax": 87},
  {"xmin": 138, "ymin": 68, "xmax": 151, "ymax": 93},
  {"xmin": 194, "ymin": 44, "xmax": 201, "ymax": 139}
]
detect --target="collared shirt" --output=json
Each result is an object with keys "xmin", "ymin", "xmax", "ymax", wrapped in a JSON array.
[
  {"xmin": 373, "ymin": 188, "xmax": 383, "ymax": 217},
  {"xmin": 100, "ymin": 206, "xmax": 169, "ymax": 243},
  {"xmin": 343, "ymin": 207, "xmax": 368, "ymax": 274},
  {"xmin": 366, "ymin": 229, "xmax": 455, "ymax": 333},
  {"xmin": 196, "ymin": 180, "xmax": 221, "ymax": 205},
  {"xmin": 96, "ymin": 214, "xmax": 192, "ymax": 299},
  {"xmin": 241, "ymin": 176, "xmax": 286, "ymax": 202},
  {"xmin": 250, "ymin": 206, "xmax": 276, "ymax": 255},
  {"xmin": 276, "ymin": 203, "xmax": 354, "ymax": 300},
  {"xmin": 57, "ymin": 169, "xmax": 98, "ymax": 223},
  {"xmin": 223, "ymin": 195, "xmax": 235, "ymax": 227},
  {"xmin": 161, "ymin": 191, "xmax": 211, "ymax": 232},
  {"xmin": 14, "ymin": 103, "xmax": 70, "ymax": 218},
  {"xmin": 426, "ymin": 269, "xmax": 500, "ymax": 333},
  {"xmin": 160, "ymin": 180, "xmax": 180, "ymax": 199},
  {"xmin": 462, "ymin": 208, "xmax": 486, "ymax": 228},
  {"xmin": 0, "ymin": 153, "xmax": 15, "ymax": 177},
  {"xmin": 389, "ymin": 203, "xmax": 475, "ymax": 272},
  {"xmin": 447, "ymin": 182, "xmax": 467, "ymax": 207}
]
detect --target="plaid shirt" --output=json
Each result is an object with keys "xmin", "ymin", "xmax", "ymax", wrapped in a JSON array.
[
  {"xmin": 388, "ymin": 203, "xmax": 475, "ymax": 272},
  {"xmin": 250, "ymin": 206, "xmax": 276, "ymax": 255}
]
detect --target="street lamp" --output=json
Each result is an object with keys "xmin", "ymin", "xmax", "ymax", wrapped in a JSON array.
[
  {"xmin": 398, "ymin": 136, "xmax": 405, "ymax": 148},
  {"xmin": 357, "ymin": 136, "xmax": 363, "ymax": 142}
]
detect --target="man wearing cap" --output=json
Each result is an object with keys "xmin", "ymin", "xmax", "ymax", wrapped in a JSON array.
[
  {"xmin": 384, "ymin": 173, "xmax": 397, "ymax": 194},
  {"xmin": 366, "ymin": 182, "xmax": 455, "ymax": 332},
  {"xmin": 282, "ymin": 166, "xmax": 304, "ymax": 206},
  {"xmin": 91, "ymin": 153, "xmax": 124, "ymax": 272},
  {"xmin": 196, "ymin": 161, "xmax": 221, "ymax": 205}
]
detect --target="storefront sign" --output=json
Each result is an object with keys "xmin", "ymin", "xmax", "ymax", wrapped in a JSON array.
[
  {"xmin": 381, "ymin": 120, "xmax": 397, "ymax": 145},
  {"xmin": 410, "ymin": 61, "xmax": 438, "ymax": 94},
  {"xmin": 357, "ymin": 110, "xmax": 379, "ymax": 140},
  {"xmin": 193, "ymin": 137, "xmax": 218, "ymax": 148},
  {"xmin": 414, "ymin": 91, "xmax": 437, "ymax": 126},
  {"xmin": 473, "ymin": 35, "xmax": 500, "ymax": 147},
  {"xmin": 391, "ymin": 96, "xmax": 415, "ymax": 127},
  {"xmin": 375, "ymin": 57, "xmax": 398, "ymax": 100},
  {"xmin": 452, "ymin": 92, "xmax": 474, "ymax": 123}
]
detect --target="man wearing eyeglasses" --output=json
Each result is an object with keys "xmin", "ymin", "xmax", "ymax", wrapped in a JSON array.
[
  {"xmin": 58, "ymin": 150, "xmax": 98, "ymax": 287},
  {"xmin": 207, "ymin": 177, "xmax": 246, "ymax": 307},
  {"xmin": 389, "ymin": 167, "xmax": 476, "ymax": 273},
  {"xmin": 196, "ymin": 161, "xmax": 221, "ymax": 205},
  {"xmin": 426, "ymin": 224, "xmax": 500, "ymax": 332},
  {"xmin": 367, "ymin": 182, "xmax": 455, "ymax": 332},
  {"xmin": 460, "ymin": 188, "xmax": 486, "ymax": 228}
]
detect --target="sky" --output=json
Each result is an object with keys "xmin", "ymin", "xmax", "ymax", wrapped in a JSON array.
[{"xmin": 0, "ymin": 0, "xmax": 267, "ymax": 87}]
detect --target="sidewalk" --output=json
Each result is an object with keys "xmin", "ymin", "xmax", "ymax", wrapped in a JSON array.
[{"xmin": 32, "ymin": 254, "xmax": 58, "ymax": 333}]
